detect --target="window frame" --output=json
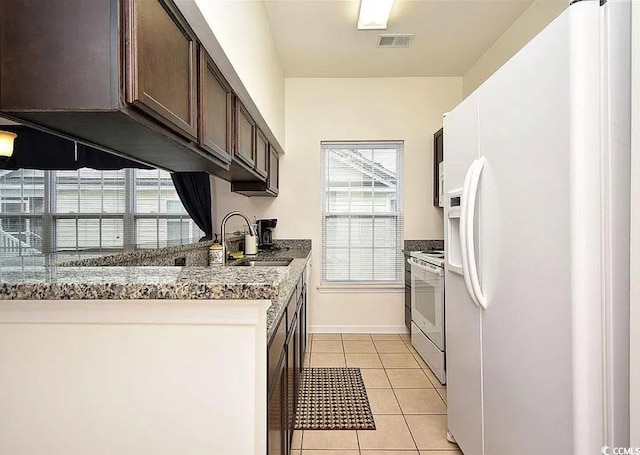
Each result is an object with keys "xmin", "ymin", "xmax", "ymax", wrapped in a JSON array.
[
  {"xmin": 0, "ymin": 168, "xmax": 202, "ymax": 257},
  {"xmin": 321, "ymin": 141, "xmax": 404, "ymax": 286}
]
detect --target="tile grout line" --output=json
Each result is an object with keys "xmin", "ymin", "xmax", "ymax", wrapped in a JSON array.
[
  {"xmin": 405, "ymin": 343, "xmax": 454, "ymax": 452},
  {"xmin": 310, "ymin": 333, "xmax": 456, "ymax": 453},
  {"xmin": 373, "ymin": 337, "xmax": 384, "ymax": 369},
  {"xmin": 374, "ymin": 337, "xmax": 422, "ymax": 452},
  {"xmin": 413, "ymin": 350, "xmax": 443, "ymax": 389},
  {"xmin": 355, "ymin": 333, "xmax": 370, "ymax": 455},
  {"xmin": 383, "ymin": 359, "xmax": 421, "ymax": 452},
  {"xmin": 384, "ymin": 356, "xmax": 420, "ymax": 453},
  {"xmin": 343, "ymin": 334, "xmax": 362, "ymax": 455},
  {"xmin": 340, "ymin": 333, "xmax": 346, "ymax": 367}
]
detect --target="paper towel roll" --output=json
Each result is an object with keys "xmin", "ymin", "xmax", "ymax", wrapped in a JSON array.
[{"xmin": 244, "ymin": 235, "xmax": 258, "ymax": 255}]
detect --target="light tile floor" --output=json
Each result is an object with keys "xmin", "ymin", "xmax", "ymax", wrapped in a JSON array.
[{"xmin": 292, "ymin": 333, "xmax": 462, "ymax": 455}]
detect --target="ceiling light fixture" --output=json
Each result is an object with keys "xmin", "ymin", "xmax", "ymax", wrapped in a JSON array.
[
  {"xmin": 357, "ymin": 0, "xmax": 395, "ymax": 30},
  {"xmin": 0, "ymin": 130, "xmax": 17, "ymax": 165}
]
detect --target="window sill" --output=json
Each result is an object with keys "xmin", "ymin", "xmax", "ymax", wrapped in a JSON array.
[{"xmin": 317, "ymin": 284, "xmax": 404, "ymax": 294}]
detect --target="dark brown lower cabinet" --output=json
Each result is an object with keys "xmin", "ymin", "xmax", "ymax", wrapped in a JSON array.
[
  {"xmin": 286, "ymin": 315, "xmax": 298, "ymax": 451},
  {"xmin": 297, "ymin": 284, "xmax": 307, "ymax": 375},
  {"xmin": 268, "ymin": 354, "xmax": 285, "ymax": 455},
  {"xmin": 267, "ymin": 270, "xmax": 307, "ymax": 455},
  {"xmin": 295, "ymin": 289, "xmax": 307, "ymax": 380}
]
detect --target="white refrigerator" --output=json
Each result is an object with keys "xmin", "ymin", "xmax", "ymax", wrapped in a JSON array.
[{"xmin": 443, "ymin": 1, "xmax": 631, "ymax": 454}]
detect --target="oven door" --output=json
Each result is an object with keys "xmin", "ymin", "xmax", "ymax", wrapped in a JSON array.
[{"xmin": 409, "ymin": 258, "xmax": 445, "ymax": 351}]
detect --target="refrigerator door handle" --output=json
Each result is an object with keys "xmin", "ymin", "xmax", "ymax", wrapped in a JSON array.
[
  {"xmin": 460, "ymin": 160, "xmax": 480, "ymax": 307},
  {"xmin": 466, "ymin": 156, "xmax": 487, "ymax": 310}
]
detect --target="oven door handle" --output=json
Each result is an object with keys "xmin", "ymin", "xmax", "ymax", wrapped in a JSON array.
[{"xmin": 408, "ymin": 257, "xmax": 443, "ymax": 276}]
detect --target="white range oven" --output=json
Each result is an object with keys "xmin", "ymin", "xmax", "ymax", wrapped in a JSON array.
[{"xmin": 408, "ymin": 250, "xmax": 446, "ymax": 384}]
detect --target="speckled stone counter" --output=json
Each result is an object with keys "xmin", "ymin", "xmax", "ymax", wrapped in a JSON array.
[
  {"xmin": 0, "ymin": 239, "xmax": 312, "ymax": 335},
  {"xmin": 59, "ymin": 240, "xmax": 215, "ymax": 267},
  {"xmin": 403, "ymin": 239, "xmax": 444, "ymax": 253},
  {"xmin": 263, "ymin": 257, "xmax": 309, "ymax": 338},
  {"xmin": 0, "ymin": 266, "xmax": 288, "ymax": 301},
  {"xmin": 241, "ymin": 240, "xmax": 312, "ymax": 337}
]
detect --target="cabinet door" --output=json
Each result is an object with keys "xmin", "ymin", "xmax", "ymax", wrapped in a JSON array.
[
  {"xmin": 433, "ymin": 128, "xmax": 444, "ymax": 207},
  {"xmin": 297, "ymin": 290, "xmax": 306, "ymax": 374},
  {"xmin": 234, "ymin": 100, "xmax": 256, "ymax": 167},
  {"xmin": 255, "ymin": 129, "xmax": 269, "ymax": 178},
  {"xmin": 268, "ymin": 313, "xmax": 287, "ymax": 394},
  {"xmin": 0, "ymin": 0, "xmax": 116, "ymax": 111},
  {"xmin": 125, "ymin": 0, "xmax": 198, "ymax": 139},
  {"xmin": 199, "ymin": 48, "xmax": 232, "ymax": 163},
  {"xmin": 267, "ymin": 356, "xmax": 286, "ymax": 455},
  {"xmin": 268, "ymin": 146, "xmax": 279, "ymax": 195},
  {"xmin": 286, "ymin": 317, "xmax": 298, "ymax": 452}
]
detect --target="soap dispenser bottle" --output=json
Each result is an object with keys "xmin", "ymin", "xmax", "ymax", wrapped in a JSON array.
[{"xmin": 209, "ymin": 234, "xmax": 224, "ymax": 266}]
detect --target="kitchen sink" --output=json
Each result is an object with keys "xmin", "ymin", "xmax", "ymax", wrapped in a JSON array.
[{"xmin": 233, "ymin": 258, "xmax": 293, "ymax": 267}]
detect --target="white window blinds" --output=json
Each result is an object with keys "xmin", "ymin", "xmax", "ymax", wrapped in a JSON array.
[{"xmin": 321, "ymin": 141, "xmax": 403, "ymax": 284}]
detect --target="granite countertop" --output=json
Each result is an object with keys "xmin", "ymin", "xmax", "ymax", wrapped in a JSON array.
[
  {"xmin": 0, "ymin": 266, "xmax": 289, "ymax": 301},
  {"xmin": 403, "ymin": 239, "xmax": 445, "ymax": 254},
  {"xmin": 225, "ymin": 241, "xmax": 312, "ymax": 335},
  {"xmin": 0, "ymin": 240, "xmax": 312, "ymax": 334},
  {"xmin": 264, "ymin": 257, "xmax": 308, "ymax": 338}
]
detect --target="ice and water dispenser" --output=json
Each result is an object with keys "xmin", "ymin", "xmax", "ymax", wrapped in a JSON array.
[{"xmin": 446, "ymin": 190, "xmax": 463, "ymax": 275}]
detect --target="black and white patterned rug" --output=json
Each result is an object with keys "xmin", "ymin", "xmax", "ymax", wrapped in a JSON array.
[{"xmin": 295, "ymin": 367, "xmax": 376, "ymax": 430}]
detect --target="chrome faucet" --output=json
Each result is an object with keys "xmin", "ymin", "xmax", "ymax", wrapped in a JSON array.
[{"xmin": 220, "ymin": 211, "xmax": 256, "ymax": 265}]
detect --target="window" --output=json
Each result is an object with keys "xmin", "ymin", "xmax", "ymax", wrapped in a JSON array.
[
  {"xmin": 0, "ymin": 168, "xmax": 203, "ymax": 260},
  {"xmin": 321, "ymin": 141, "xmax": 403, "ymax": 284}
]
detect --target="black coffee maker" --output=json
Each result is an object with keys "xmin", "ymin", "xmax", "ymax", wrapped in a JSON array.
[{"xmin": 256, "ymin": 219, "xmax": 277, "ymax": 250}]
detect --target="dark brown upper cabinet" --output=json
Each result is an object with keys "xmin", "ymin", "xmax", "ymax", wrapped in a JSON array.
[
  {"xmin": 229, "ymin": 100, "xmax": 277, "ymax": 187},
  {"xmin": 230, "ymin": 145, "xmax": 279, "ymax": 197},
  {"xmin": 0, "ymin": 0, "xmax": 283, "ymax": 183},
  {"xmin": 198, "ymin": 48, "xmax": 233, "ymax": 164},
  {"xmin": 255, "ymin": 128, "xmax": 269, "ymax": 179},
  {"xmin": 268, "ymin": 146, "xmax": 279, "ymax": 195},
  {"xmin": 0, "ymin": 0, "xmax": 116, "ymax": 111},
  {"xmin": 124, "ymin": 0, "xmax": 198, "ymax": 140},
  {"xmin": 234, "ymin": 100, "xmax": 256, "ymax": 168},
  {"xmin": 433, "ymin": 127, "xmax": 444, "ymax": 208},
  {"xmin": 0, "ymin": 0, "xmax": 225, "ymax": 175}
]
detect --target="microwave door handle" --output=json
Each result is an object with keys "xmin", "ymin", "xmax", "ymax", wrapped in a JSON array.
[
  {"xmin": 466, "ymin": 156, "xmax": 487, "ymax": 310},
  {"xmin": 460, "ymin": 160, "xmax": 480, "ymax": 308}
]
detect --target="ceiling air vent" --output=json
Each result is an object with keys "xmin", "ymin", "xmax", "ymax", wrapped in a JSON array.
[{"xmin": 377, "ymin": 34, "xmax": 414, "ymax": 48}]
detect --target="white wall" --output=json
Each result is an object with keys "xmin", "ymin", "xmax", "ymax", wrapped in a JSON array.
[
  {"xmin": 236, "ymin": 77, "xmax": 459, "ymax": 332},
  {"xmin": 462, "ymin": 0, "xmax": 567, "ymax": 97},
  {"xmin": 630, "ymin": 0, "xmax": 639, "ymax": 445},
  {"xmin": 210, "ymin": 175, "xmax": 275, "ymax": 236},
  {"xmin": 212, "ymin": 77, "xmax": 461, "ymax": 330},
  {"xmin": 191, "ymin": 0, "xmax": 285, "ymax": 145}
]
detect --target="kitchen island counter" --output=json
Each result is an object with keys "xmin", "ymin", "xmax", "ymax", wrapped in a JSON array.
[
  {"xmin": 0, "ymin": 239, "xmax": 311, "ymax": 334},
  {"xmin": 0, "ymin": 241, "xmax": 312, "ymax": 455}
]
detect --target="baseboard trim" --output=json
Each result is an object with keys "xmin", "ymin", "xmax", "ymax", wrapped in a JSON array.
[{"xmin": 310, "ymin": 325, "xmax": 409, "ymax": 334}]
